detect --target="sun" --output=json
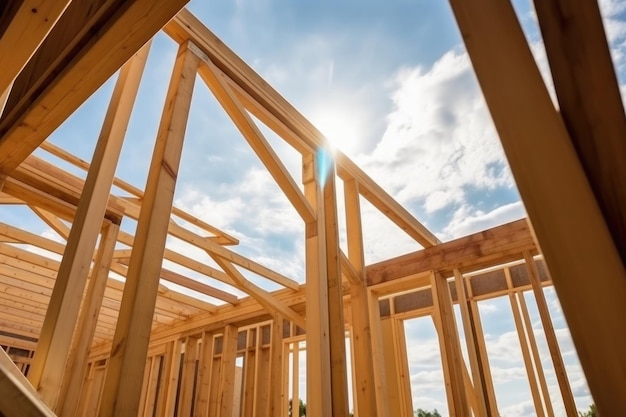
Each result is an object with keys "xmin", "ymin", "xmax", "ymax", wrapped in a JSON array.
[{"xmin": 310, "ymin": 107, "xmax": 363, "ymax": 156}]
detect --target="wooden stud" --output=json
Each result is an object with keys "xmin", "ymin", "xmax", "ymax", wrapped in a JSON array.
[
  {"xmin": 518, "ymin": 292, "xmax": 555, "ymax": 417},
  {"xmin": 322, "ymin": 152, "xmax": 350, "ymax": 417},
  {"xmin": 506, "ymin": 268, "xmax": 545, "ymax": 417},
  {"xmin": 28, "ymin": 42, "xmax": 149, "ymax": 408},
  {"xmin": 270, "ymin": 316, "xmax": 284, "ymax": 416},
  {"xmin": 302, "ymin": 152, "xmax": 333, "ymax": 417},
  {"xmin": 448, "ymin": 1, "xmax": 626, "ymax": 413},
  {"xmin": 179, "ymin": 335, "xmax": 200, "ymax": 417},
  {"xmin": 524, "ymin": 252, "xmax": 577, "ymax": 417},
  {"xmin": 195, "ymin": 332, "xmax": 215, "ymax": 417},
  {"xmin": 98, "ymin": 42, "xmax": 199, "ymax": 417},
  {"xmin": 217, "ymin": 325, "xmax": 238, "ymax": 417},
  {"xmin": 430, "ymin": 271, "xmax": 471, "ymax": 416},
  {"xmin": 57, "ymin": 222, "xmax": 120, "ymax": 417},
  {"xmin": 344, "ymin": 178, "xmax": 379, "ymax": 417},
  {"xmin": 159, "ymin": 340, "xmax": 183, "ymax": 417},
  {"xmin": 453, "ymin": 270, "xmax": 488, "ymax": 417}
]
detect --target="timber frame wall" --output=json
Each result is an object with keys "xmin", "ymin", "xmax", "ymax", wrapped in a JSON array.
[{"xmin": 0, "ymin": 1, "xmax": 625, "ymax": 417}]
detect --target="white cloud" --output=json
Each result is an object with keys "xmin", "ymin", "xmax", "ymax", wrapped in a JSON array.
[
  {"xmin": 357, "ymin": 49, "xmax": 513, "ymax": 217},
  {"xmin": 442, "ymin": 201, "xmax": 527, "ymax": 240}
]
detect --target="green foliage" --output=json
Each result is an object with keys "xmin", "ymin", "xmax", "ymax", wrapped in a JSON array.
[
  {"xmin": 414, "ymin": 408, "xmax": 442, "ymax": 417},
  {"xmin": 578, "ymin": 404, "xmax": 597, "ymax": 417},
  {"xmin": 288, "ymin": 398, "xmax": 306, "ymax": 417}
]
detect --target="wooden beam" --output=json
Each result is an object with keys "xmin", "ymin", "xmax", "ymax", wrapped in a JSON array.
[
  {"xmin": 211, "ymin": 257, "xmax": 306, "ymax": 330},
  {"xmin": 217, "ymin": 325, "xmax": 238, "ymax": 417},
  {"xmin": 0, "ymin": 0, "xmax": 70, "ymax": 94},
  {"xmin": 448, "ymin": 0, "xmax": 626, "ymax": 413},
  {"xmin": 367, "ymin": 219, "xmax": 535, "ymax": 286},
  {"xmin": 302, "ymin": 152, "xmax": 333, "ymax": 417},
  {"xmin": 57, "ymin": 222, "xmax": 119, "ymax": 417},
  {"xmin": 322, "ymin": 153, "xmax": 350, "ymax": 417},
  {"xmin": 197, "ymin": 56, "xmax": 316, "ymax": 224},
  {"xmin": 453, "ymin": 270, "xmax": 488, "ymax": 417},
  {"xmin": 27, "ymin": 43, "xmax": 149, "ymax": 408},
  {"xmin": 98, "ymin": 42, "xmax": 199, "ymax": 417},
  {"xmin": 534, "ymin": 0, "xmax": 626, "ymax": 265},
  {"xmin": 164, "ymin": 9, "xmax": 438, "ymax": 247},
  {"xmin": 0, "ymin": 0, "xmax": 189, "ymax": 174},
  {"xmin": 344, "ymin": 178, "xmax": 381, "ymax": 417},
  {"xmin": 0, "ymin": 345, "xmax": 55, "ymax": 417},
  {"xmin": 270, "ymin": 316, "xmax": 284, "ymax": 416},
  {"xmin": 431, "ymin": 272, "xmax": 471, "ymax": 416},
  {"xmin": 524, "ymin": 252, "xmax": 577, "ymax": 417},
  {"xmin": 179, "ymin": 335, "xmax": 200, "ymax": 417}
]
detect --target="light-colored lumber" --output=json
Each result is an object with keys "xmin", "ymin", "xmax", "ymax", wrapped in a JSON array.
[
  {"xmin": 322, "ymin": 154, "xmax": 350, "ymax": 417},
  {"xmin": 344, "ymin": 178, "xmax": 379, "ymax": 417},
  {"xmin": 98, "ymin": 42, "xmax": 199, "ymax": 417},
  {"xmin": 195, "ymin": 332, "xmax": 215, "ymax": 417},
  {"xmin": 448, "ymin": 0, "xmax": 626, "ymax": 413},
  {"xmin": 534, "ymin": 0, "xmax": 626, "ymax": 265},
  {"xmin": 197, "ymin": 56, "xmax": 315, "ymax": 224},
  {"xmin": 58, "ymin": 222, "xmax": 120, "ymax": 417},
  {"xmin": 431, "ymin": 271, "xmax": 471, "ymax": 416},
  {"xmin": 164, "ymin": 9, "xmax": 438, "ymax": 247},
  {"xmin": 367, "ymin": 219, "xmax": 535, "ymax": 286},
  {"xmin": 0, "ymin": 0, "xmax": 189, "ymax": 175},
  {"xmin": 524, "ymin": 252, "xmax": 577, "ymax": 417},
  {"xmin": 28, "ymin": 43, "xmax": 149, "ymax": 409},
  {"xmin": 210, "ymin": 256, "xmax": 305, "ymax": 330},
  {"xmin": 270, "ymin": 316, "xmax": 284, "ymax": 416},
  {"xmin": 453, "ymin": 269, "xmax": 488, "ymax": 417},
  {"xmin": 302, "ymin": 152, "xmax": 333, "ymax": 417},
  {"xmin": 179, "ymin": 335, "xmax": 200, "ymax": 417},
  {"xmin": 0, "ymin": 345, "xmax": 56, "ymax": 417},
  {"xmin": 506, "ymin": 270, "xmax": 545, "ymax": 417},
  {"xmin": 0, "ymin": 0, "xmax": 69, "ymax": 94},
  {"xmin": 217, "ymin": 325, "xmax": 239, "ymax": 417},
  {"xmin": 517, "ymin": 292, "xmax": 555, "ymax": 417}
]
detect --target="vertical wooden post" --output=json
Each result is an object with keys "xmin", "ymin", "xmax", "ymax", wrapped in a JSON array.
[
  {"xmin": 518, "ymin": 293, "xmax": 555, "ymax": 417},
  {"xmin": 453, "ymin": 270, "xmax": 489, "ymax": 417},
  {"xmin": 302, "ymin": 152, "xmax": 332, "ymax": 417},
  {"xmin": 465, "ymin": 272, "xmax": 499, "ymax": 416},
  {"xmin": 194, "ymin": 332, "xmax": 215, "ymax": 417},
  {"xmin": 431, "ymin": 271, "xmax": 471, "ymax": 416},
  {"xmin": 380, "ymin": 317, "xmax": 413, "ymax": 416},
  {"xmin": 270, "ymin": 316, "xmax": 284, "ymax": 416},
  {"xmin": 159, "ymin": 340, "xmax": 183, "ymax": 417},
  {"xmin": 368, "ymin": 289, "xmax": 391, "ymax": 417},
  {"xmin": 291, "ymin": 340, "xmax": 300, "ymax": 414},
  {"xmin": 448, "ymin": 0, "xmax": 626, "ymax": 413},
  {"xmin": 57, "ymin": 221, "xmax": 120, "ymax": 417},
  {"xmin": 506, "ymin": 266, "xmax": 546, "ymax": 417},
  {"xmin": 28, "ymin": 42, "xmax": 150, "ymax": 408},
  {"xmin": 344, "ymin": 178, "xmax": 383, "ymax": 417},
  {"xmin": 98, "ymin": 41, "xmax": 199, "ymax": 417},
  {"xmin": 218, "ymin": 325, "xmax": 238, "ymax": 417},
  {"xmin": 322, "ymin": 151, "xmax": 350, "ymax": 417},
  {"xmin": 524, "ymin": 252, "xmax": 577, "ymax": 416},
  {"xmin": 179, "ymin": 335, "xmax": 199, "ymax": 417}
]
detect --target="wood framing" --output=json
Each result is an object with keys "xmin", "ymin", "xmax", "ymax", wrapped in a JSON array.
[
  {"xmin": 448, "ymin": 1, "xmax": 626, "ymax": 414},
  {"xmin": 0, "ymin": 4, "xmax": 624, "ymax": 417}
]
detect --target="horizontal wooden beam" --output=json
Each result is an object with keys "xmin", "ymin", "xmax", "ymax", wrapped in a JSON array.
[{"xmin": 366, "ymin": 219, "xmax": 536, "ymax": 286}]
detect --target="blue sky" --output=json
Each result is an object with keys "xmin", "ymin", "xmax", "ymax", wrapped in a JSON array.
[{"xmin": 4, "ymin": 0, "xmax": 626, "ymax": 415}]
